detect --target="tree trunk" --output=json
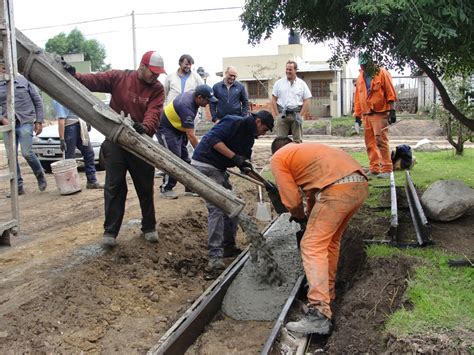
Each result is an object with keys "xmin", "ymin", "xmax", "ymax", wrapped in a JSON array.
[{"xmin": 412, "ymin": 56, "xmax": 474, "ymax": 131}]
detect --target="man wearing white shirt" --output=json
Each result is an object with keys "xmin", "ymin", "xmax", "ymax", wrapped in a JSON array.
[
  {"xmin": 271, "ymin": 60, "xmax": 312, "ymax": 143},
  {"xmin": 164, "ymin": 54, "xmax": 203, "ymax": 105}
]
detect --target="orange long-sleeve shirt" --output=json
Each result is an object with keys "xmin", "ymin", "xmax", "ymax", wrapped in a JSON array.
[
  {"xmin": 270, "ymin": 143, "xmax": 365, "ymax": 216},
  {"xmin": 353, "ymin": 67, "xmax": 397, "ymax": 117}
]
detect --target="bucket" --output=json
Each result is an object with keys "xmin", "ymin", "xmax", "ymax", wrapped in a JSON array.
[{"xmin": 51, "ymin": 159, "xmax": 82, "ymax": 195}]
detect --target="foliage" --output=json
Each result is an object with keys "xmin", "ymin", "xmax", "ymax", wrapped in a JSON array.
[
  {"xmin": 430, "ymin": 76, "xmax": 473, "ymax": 155},
  {"xmin": 240, "ymin": 0, "xmax": 474, "ymax": 130},
  {"xmin": 45, "ymin": 29, "xmax": 111, "ymax": 72}
]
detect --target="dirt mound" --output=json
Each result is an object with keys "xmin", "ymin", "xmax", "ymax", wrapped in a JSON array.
[{"xmin": 327, "ymin": 255, "xmax": 414, "ymax": 353}]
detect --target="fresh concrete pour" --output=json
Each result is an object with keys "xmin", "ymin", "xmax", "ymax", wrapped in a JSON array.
[{"xmin": 223, "ymin": 214, "xmax": 304, "ymax": 321}]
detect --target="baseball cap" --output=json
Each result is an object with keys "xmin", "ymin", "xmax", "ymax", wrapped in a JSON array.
[
  {"xmin": 253, "ymin": 110, "xmax": 274, "ymax": 131},
  {"xmin": 141, "ymin": 51, "xmax": 166, "ymax": 74},
  {"xmin": 195, "ymin": 85, "xmax": 218, "ymax": 103}
]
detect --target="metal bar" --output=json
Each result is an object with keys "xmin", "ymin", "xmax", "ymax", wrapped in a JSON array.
[
  {"xmin": 148, "ymin": 250, "xmax": 250, "ymax": 355},
  {"xmin": 148, "ymin": 217, "xmax": 280, "ymax": 355},
  {"xmin": 261, "ymin": 275, "xmax": 305, "ymax": 355},
  {"xmin": 405, "ymin": 171, "xmax": 432, "ymax": 246},
  {"xmin": 228, "ymin": 169, "xmax": 265, "ymax": 187},
  {"xmin": 389, "ymin": 172, "xmax": 398, "ymax": 243}
]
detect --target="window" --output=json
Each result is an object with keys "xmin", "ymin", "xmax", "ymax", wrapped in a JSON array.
[
  {"xmin": 247, "ymin": 80, "xmax": 268, "ymax": 99},
  {"xmin": 311, "ymin": 80, "xmax": 331, "ymax": 98}
]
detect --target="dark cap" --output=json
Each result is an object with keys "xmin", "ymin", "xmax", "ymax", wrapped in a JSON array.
[
  {"xmin": 195, "ymin": 85, "xmax": 218, "ymax": 103},
  {"xmin": 253, "ymin": 110, "xmax": 274, "ymax": 131}
]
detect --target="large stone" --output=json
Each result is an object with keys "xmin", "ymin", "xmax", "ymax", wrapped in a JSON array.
[
  {"xmin": 421, "ymin": 180, "xmax": 474, "ymax": 222},
  {"xmin": 413, "ymin": 138, "xmax": 440, "ymax": 152}
]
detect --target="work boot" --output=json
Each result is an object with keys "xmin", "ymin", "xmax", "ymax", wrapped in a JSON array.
[
  {"xmin": 6, "ymin": 186, "xmax": 25, "ymax": 198},
  {"xmin": 207, "ymin": 257, "xmax": 225, "ymax": 272},
  {"xmin": 160, "ymin": 190, "xmax": 178, "ymax": 200},
  {"xmin": 86, "ymin": 181, "xmax": 105, "ymax": 189},
  {"xmin": 377, "ymin": 172, "xmax": 391, "ymax": 179},
  {"xmin": 223, "ymin": 246, "xmax": 242, "ymax": 258},
  {"xmin": 102, "ymin": 234, "xmax": 117, "ymax": 248},
  {"xmin": 37, "ymin": 174, "xmax": 47, "ymax": 192},
  {"xmin": 286, "ymin": 306, "xmax": 332, "ymax": 335},
  {"xmin": 143, "ymin": 230, "xmax": 159, "ymax": 243}
]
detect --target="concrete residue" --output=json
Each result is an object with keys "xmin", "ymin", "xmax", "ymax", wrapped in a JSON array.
[{"xmin": 223, "ymin": 214, "xmax": 303, "ymax": 321}]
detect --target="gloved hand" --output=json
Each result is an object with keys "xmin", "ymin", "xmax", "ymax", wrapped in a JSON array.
[
  {"xmin": 61, "ymin": 57, "xmax": 76, "ymax": 76},
  {"xmin": 289, "ymin": 216, "xmax": 308, "ymax": 225},
  {"xmin": 354, "ymin": 116, "xmax": 362, "ymax": 134},
  {"xmin": 133, "ymin": 121, "xmax": 148, "ymax": 135},
  {"xmin": 60, "ymin": 139, "xmax": 66, "ymax": 152},
  {"xmin": 388, "ymin": 110, "xmax": 396, "ymax": 124},
  {"xmin": 231, "ymin": 154, "xmax": 253, "ymax": 172},
  {"xmin": 295, "ymin": 229, "xmax": 305, "ymax": 249}
]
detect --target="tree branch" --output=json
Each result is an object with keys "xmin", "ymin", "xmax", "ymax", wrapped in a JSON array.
[{"xmin": 412, "ymin": 56, "xmax": 474, "ymax": 131}]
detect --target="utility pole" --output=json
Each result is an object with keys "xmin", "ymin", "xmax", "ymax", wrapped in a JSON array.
[{"xmin": 131, "ymin": 10, "xmax": 137, "ymax": 68}]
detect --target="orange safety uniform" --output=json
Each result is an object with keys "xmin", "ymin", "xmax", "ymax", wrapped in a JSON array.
[
  {"xmin": 271, "ymin": 143, "xmax": 368, "ymax": 319},
  {"xmin": 354, "ymin": 67, "xmax": 397, "ymax": 173}
]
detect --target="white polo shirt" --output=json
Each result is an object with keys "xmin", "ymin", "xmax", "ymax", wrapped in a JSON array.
[{"xmin": 272, "ymin": 77, "xmax": 312, "ymax": 109}]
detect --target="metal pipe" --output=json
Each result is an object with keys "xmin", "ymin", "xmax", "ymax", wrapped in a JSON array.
[{"xmin": 15, "ymin": 29, "xmax": 245, "ymax": 218}]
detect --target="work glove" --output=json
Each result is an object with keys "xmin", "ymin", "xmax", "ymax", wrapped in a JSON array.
[
  {"xmin": 61, "ymin": 57, "xmax": 76, "ymax": 76},
  {"xmin": 388, "ymin": 110, "xmax": 396, "ymax": 124},
  {"xmin": 231, "ymin": 154, "xmax": 253, "ymax": 172},
  {"xmin": 60, "ymin": 139, "xmax": 66, "ymax": 152},
  {"xmin": 133, "ymin": 121, "xmax": 148, "ymax": 135},
  {"xmin": 289, "ymin": 216, "xmax": 308, "ymax": 225},
  {"xmin": 354, "ymin": 116, "xmax": 362, "ymax": 134}
]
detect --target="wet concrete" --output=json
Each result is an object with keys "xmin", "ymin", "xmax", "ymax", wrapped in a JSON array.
[{"xmin": 223, "ymin": 213, "xmax": 303, "ymax": 321}]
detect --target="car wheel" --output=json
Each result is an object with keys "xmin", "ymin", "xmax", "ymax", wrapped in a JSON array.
[
  {"xmin": 97, "ymin": 146, "xmax": 106, "ymax": 171},
  {"xmin": 40, "ymin": 161, "xmax": 52, "ymax": 173}
]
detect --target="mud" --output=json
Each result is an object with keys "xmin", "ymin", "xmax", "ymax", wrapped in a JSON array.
[{"xmin": 223, "ymin": 214, "xmax": 303, "ymax": 320}]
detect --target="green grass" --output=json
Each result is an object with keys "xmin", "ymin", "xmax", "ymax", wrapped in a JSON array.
[
  {"xmin": 366, "ymin": 244, "xmax": 474, "ymax": 338},
  {"xmin": 350, "ymin": 149, "xmax": 474, "ymax": 189}
]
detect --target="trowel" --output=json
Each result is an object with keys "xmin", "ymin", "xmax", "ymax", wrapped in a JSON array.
[{"xmin": 255, "ymin": 184, "xmax": 272, "ymax": 221}]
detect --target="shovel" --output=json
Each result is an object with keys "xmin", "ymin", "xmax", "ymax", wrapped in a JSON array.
[{"xmin": 255, "ymin": 184, "xmax": 272, "ymax": 221}]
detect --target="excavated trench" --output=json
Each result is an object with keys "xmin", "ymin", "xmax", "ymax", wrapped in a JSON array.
[{"xmin": 186, "ymin": 210, "xmax": 414, "ymax": 354}]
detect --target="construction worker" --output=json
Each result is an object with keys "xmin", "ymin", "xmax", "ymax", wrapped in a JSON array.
[
  {"xmin": 62, "ymin": 51, "xmax": 165, "ymax": 247},
  {"xmin": 271, "ymin": 60, "xmax": 312, "ymax": 143},
  {"xmin": 270, "ymin": 137, "xmax": 368, "ymax": 335},
  {"xmin": 191, "ymin": 110, "xmax": 274, "ymax": 273},
  {"xmin": 354, "ymin": 52, "xmax": 397, "ymax": 179},
  {"xmin": 52, "ymin": 100, "xmax": 104, "ymax": 189},
  {"xmin": 210, "ymin": 66, "xmax": 249, "ymax": 123},
  {"xmin": 164, "ymin": 54, "xmax": 203, "ymax": 104},
  {"xmin": 0, "ymin": 69, "xmax": 47, "ymax": 195},
  {"xmin": 158, "ymin": 85, "xmax": 218, "ymax": 199}
]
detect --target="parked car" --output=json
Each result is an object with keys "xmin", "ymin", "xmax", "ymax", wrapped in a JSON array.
[{"xmin": 32, "ymin": 124, "xmax": 105, "ymax": 173}]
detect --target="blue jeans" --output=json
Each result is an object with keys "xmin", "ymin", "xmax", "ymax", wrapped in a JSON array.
[
  {"xmin": 4, "ymin": 122, "xmax": 44, "ymax": 188},
  {"xmin": 192, "ymin": 164, "xmax": 238, "ymax": 258},
  {"xmin": 64, "ymin": 123, "xmax": 97, "ymax": 183}
]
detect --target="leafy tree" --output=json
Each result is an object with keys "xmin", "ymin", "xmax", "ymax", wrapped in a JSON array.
[
  {"xmin": 241, "ymin": 0, "xmax": 474, "ymax": 130},
  {"xmin": 431, "ymin": 76, "xmax": 473, "ymax": 155},
  {"xmin": 45, "ymin": 28, "xmax": 111, "ymax": 71}
]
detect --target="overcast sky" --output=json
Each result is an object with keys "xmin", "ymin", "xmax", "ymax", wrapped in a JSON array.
[{"xmin": 13, "ymin": 0, "xmax": 353, "ymax": 84}]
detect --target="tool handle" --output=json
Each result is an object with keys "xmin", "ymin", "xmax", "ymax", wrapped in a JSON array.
[{"xmin": 258, "ymin": 185, "xmax": 264, "ymax": 203}]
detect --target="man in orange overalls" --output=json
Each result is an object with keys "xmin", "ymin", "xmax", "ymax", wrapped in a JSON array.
[
  {"xmin": 270, "ymin": 137, "xmax": 368, "ymax": 335},
  {"xmin": 354, "ymin": 52, "xmax": 397, "ymax": 179}
]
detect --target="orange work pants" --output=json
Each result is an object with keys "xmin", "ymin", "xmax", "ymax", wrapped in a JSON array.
[
  {"xmin": 363, "ymin": 112, "xmax": 393, "ymax": 173},
  {"xmin": 301, "ymin": 181, "xmax": 368, "ymax": 319}
]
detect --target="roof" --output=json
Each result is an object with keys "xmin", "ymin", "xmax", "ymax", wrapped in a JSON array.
[{"xmin": 297, "ymin": 60, "xmax": 340, "ymax": 72}]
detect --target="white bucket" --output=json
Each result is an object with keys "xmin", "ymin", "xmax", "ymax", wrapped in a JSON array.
[{"xmin": 51, "ymin": 159, "xmax": 82, "ymax": 195}]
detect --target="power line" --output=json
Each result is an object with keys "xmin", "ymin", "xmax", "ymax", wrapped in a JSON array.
[
  {"xmin": 135, "ymin": 6, "xmax": 241, "ymax": 16},
  {"xmin": 19, "ymin": 6, "xmax": 241, "ymax": 32},
  {"xmin": 136, "ymin": 19, "xmax": 239, "ymax": 30},
  {"xmin": 20, "ymin": 15, "xmax": 129, "ymax": 31}
]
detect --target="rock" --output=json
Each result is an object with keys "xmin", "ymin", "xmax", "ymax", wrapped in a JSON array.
[
  {"xmin": 421, "ymin": 180, "xmax": 474, "ymax": 221},
  {"xmin": 149, "ymin": 293, "xmax": 160, "ymax": 302},
  {"xmin": 413, "ymin": 138, "xmax": 440, "ymax": 152}
]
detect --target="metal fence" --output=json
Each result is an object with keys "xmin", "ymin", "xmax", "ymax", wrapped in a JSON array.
[{"xmin": 340, "ymin": 75, "xmax": 438, "ymax": 116}]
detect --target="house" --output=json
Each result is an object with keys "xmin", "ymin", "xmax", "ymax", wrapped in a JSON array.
[{"xmin": 221, "ymin": 32, "xmax": 352, "ymax": 118}]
